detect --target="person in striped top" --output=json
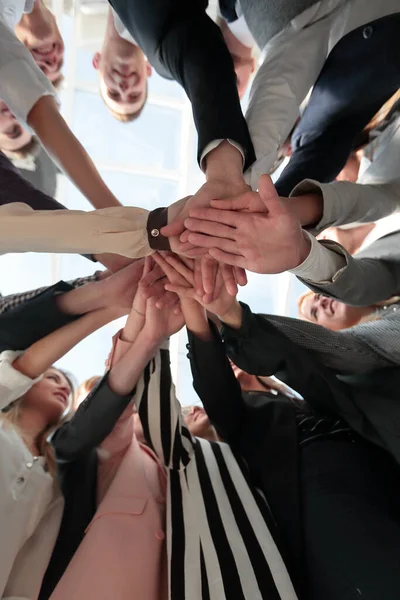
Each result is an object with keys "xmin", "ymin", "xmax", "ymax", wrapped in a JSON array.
[{"xmin": 107, "ymin": 256, "xmax": 297, "ymax": 600}]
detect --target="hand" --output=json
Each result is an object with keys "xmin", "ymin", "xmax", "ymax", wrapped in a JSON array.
[
  {"xmin": 140, "ymin": 296, "xmax": 185, "ymax": 345},
  {"xmin": 97, "ymin": 260, "xmax": 145, "ymax": 311},
  {"xmin": 162, "ymin": 180, "xmax": 250, "ymax": 255},
  {"xmin": 185, "ymin": 175, "xmax": 311, "ymax": 274},
  {"xmin": 153, "ymin": 253, "xmax": 237, "ymax": 319}
]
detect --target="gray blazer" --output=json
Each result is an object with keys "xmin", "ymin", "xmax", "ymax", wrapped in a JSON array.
[{"xmin": 302, "ymin": 228, "xmax": 400, "ymax": 306}]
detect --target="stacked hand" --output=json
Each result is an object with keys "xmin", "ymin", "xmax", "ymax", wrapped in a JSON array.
[{"xmin": 182, "ymin": 174, "xmax": 312, "ymax": 274}]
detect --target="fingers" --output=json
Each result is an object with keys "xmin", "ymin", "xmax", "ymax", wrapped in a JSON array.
[
  {"xmin": 152, "ymin": 252, "xmax": 192, "ymax": 287},
  {"xmin": 184, "ymin": 218, "xmax": 236, "ymax": 241},
  {"xmin": 164, "ymin": 283, "xmax": 197, "ymax": 300},
  {"xmin": 234, "ymin": 266, "xmax": 247, "ymax": 287},
  {"xmin": 210, "ymin": 193, "xmax": 252, "ymax": 211},
  {"xmin": 187, "ymin": 207, "xmax": 242, "ymax": 227},
  {"xmin": 201, "ymin": 256, "xmax": 218, "ymax": 296},
  {"xmin": 186, "ymin": 232, "xmax": 240, "ymax": 254},
  {"xmin": 140, "ymin": 261, "xmax": 165, "ymax": 287},
  {"xmin": 258, "ymin": 174, "xmax": 286, "ymax": 214},
  {"xmin": 160, "ymin": 218, "xmax": 185, "ymax": 238},
  {"xmin": 194, "ymin": 259, "xmax": 204, "ymax": 297},
  {"xmin": 163, "ymin": 254, "xmax": 195, "ymax": 286},
  {"xmin": 208, "ymin": 248, "xmax": 246, "ymax": 270},
  {"xmin": 221, "ymin": 263, "xmax": 238, "ymax": 297}
]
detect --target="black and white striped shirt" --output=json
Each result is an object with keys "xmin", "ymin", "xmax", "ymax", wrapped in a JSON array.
[{"xmin": 133, "ymin": 345, "xmax": 297, "ymax": 600}]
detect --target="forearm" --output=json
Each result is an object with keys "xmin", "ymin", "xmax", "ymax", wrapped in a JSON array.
[
  {"xmin": 13, "ymin": 307, "xmax": 119, "ymax": 379},
  {"xmin": 289, "ymin": 180, "xmax": 400, "ymax": 234},
  {"xmin": 27, "ymin": 96, "xmax": 120, "ymax": 209},
  {"xmin": 181, "ymin": 299, "xmax": 212, "ymax": 342},
  {"xmin": 107, "ymin": 333, "xmax": 158, "ymax": 396},
  {"xmin": 55, "ymin": 278, "xmax": 107, "ymax": 316},
  {"xmin": 218, "ymin": 300, "xmax": 243, "ymax": 330},
  {"xmin": 0, "ymin": 202, "xmax": 152, "ymax": 258}
]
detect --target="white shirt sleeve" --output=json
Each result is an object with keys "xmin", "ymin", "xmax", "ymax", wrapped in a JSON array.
[
  {"xmin": 0, "ymin": 19, "xmax": 57, "ymax": 131},
  {"xmin": 289, "ymin": 230, "xmax": 346, "ymax": 282},
  {"xmin": 0, "ymin": 350, "xmax": 43, "ymax": 410},
  {"xmin": 244, "ymin": 0, "xmax": 344, "ymax": 190},
  {"xmin": 200, "ymin": 138, "xmax": 245, "ymax": 171}
]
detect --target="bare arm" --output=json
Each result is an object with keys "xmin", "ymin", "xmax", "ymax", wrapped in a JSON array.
[
  {"xmin": 27, "ymin": 96, "xmax": 120, "ymax": 209},
  {"xmin": 12, "ymin": 307, "xmax": 121, "ymax": 379}
]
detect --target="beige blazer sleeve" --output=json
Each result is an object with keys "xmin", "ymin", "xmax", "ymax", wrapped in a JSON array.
[{"xmin": 0, "ymin": 202, "xmax": 153, "ymax": 258}]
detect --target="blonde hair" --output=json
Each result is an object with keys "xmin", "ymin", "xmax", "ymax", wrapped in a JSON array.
[
  {"xmin": 0, "ymin": 369, "xmax": 75, "ymax": 477},
  {"xmin": 75, "ymin": 375, "xmax": 101, "ymax": 408}
]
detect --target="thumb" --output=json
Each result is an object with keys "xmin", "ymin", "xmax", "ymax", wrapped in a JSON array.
[
  {"xmin": 258, "ymin": 174, "xmax": 285, "ymax": 215},
  {"xmin": 160, "ymin": 218, "xmax": 184, "ymax": 238}
]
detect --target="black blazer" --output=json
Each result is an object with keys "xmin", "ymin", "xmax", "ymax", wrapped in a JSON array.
[
  {"xmin": 222, "ymin": 303, "xmax": 400, "ymax": 470},
  {"xmin": 0, "ymin": 282, "xmax": 133, "ymax": 599},
  {"xmin": 108, "ymin": 0, "xmax": 255, "ymax": 168},
  {"xmin": 276, "ymin": 14, "xmax": 400, "ymax": 196}
]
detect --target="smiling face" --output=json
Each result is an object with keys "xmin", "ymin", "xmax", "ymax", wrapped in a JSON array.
[
  {"xmin": 21, "ymin": 368, "xmax": 72, "ymax": 426},
  {"xmin": 0, "ymin": 102, "xmax": 32, "ymax": 152},
  {"xmin": 298, "ymin": 291, "xmax": 371, "ymax": 330},
  {"xmin": 15, "ymin": 3, "xmax": 64, "ymax": 84},
  {"xmin": 93, "ymin": 42, "xmax": 152, "ymax": 119}
]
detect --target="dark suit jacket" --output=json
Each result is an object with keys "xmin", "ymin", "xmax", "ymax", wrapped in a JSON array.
[
  {"xmin": 108, "ymin": 0, "xmax": 255, "ymax": 168},
  {"xmin": 222, "ymin": 303, "xmax": 400, "ymax": 468},
  {"xmin": 276, "ymin": 14, "xmax": 400, "ymax": 195},
  {"xmin": 0, "ymin": 282, "xmax": 133, "ymax": 599}
]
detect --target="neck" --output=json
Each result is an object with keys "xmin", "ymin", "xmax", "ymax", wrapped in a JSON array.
[
  {"xmin": 351, "ymin": 222, "xmax": 376, "ymax": 254},
  {"xmin": 17, "ymin": 408, "xmax": 49, "ymax": 455},
  {"xmin": 106, "ymin": 8, "xmax": 136, "ymax": 47}
]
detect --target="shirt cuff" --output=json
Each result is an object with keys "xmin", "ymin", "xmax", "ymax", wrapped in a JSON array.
[
  {"xmin": 147, "ymin": 208, "xmax": 170, "ymax": 251},
  {"xmin": 289, "ymin": 230, "xmax": 346, "ymax": 283},
  {"xmin": 0, "ymin": 350, "xmax": 43, "ymax": 410},
  {"xmin": 0, "ymin": 59, "xmax": 58, "ymax": 132},
  {"xmin": 200, "ymin": 139, "xmax": 245, "ymax": 172}
]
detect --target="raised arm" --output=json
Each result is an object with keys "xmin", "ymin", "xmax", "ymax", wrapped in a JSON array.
[
  {"xmin": 108, "ymin": 277, "xmax": 191, "ymax": 469},
  {"xmin": 152, "ymin": 252, "xmax": 246, "ymax": 444},
  {"xmin": 221, "ymin": 301, "xmax": 399, "ymax": 382}
]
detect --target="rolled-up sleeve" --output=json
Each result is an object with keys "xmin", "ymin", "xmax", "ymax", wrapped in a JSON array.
[
  {"xmin": 0, "ymin": 350, "xmax": 42, "ymax": 409},
  {"xmin": 0, "ymin": 21, "xmax": 57, "ymax": 131}
]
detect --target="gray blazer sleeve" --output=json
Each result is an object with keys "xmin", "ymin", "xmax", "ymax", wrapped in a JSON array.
[
  {"xmin": 290, "ymin": 179, "xmax": 400, "ymax": 234},
  {"xmin": 263, "ymin": 312, "xmax": 400, "ymax": 374}
]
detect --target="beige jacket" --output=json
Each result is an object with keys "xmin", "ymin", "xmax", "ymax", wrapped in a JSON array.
[{"xmin": 0, "ymin": 202, "xmax": 169, "ymax": 258}]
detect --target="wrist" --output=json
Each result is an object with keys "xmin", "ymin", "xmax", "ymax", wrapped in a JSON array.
[
  {"xmin": 205, "ymin": 141, "xmax": 244, "ymax": 186},
  {"xmin": 285, "ymin": 192, "xmax": 323, "ymax": 227},
  {"xmin": 218, "ymin": 300, "xmax": 242, "ymax": 329}
]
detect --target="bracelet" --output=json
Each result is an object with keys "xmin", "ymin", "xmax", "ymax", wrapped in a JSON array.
[{"xmin": 132, "ymin": 307, "xmax": 145, "ymax": 317}]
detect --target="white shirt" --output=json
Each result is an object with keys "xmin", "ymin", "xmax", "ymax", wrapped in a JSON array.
[
  {"xmin": 244, "ymin": 0, "xmax": 400, "ymax": 189},
  {"xmin": 0, "ymin": 350, "xmax": 64, "ymax": 600},
  {"xmin": 0, "ymin": 0, "xmax": 57, "ymax": 130}
]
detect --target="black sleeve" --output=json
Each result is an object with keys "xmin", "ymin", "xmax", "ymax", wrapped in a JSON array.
[
  {"xmin": 111, "ymin": 0, "xmax": 255, "ymax": 168},
  {"xmin": 0, "ymin": 281, "xmax": 79, "ymax": 353},
  {"xmin": 52, "ymin": 373, "xmax": 133, "ymax": 462},
  {"xmin": 222, "ymin": 302, "xmax": 352, "ymax": 416},
  {"xmin": 275, "ymin": 14, "xmax": 400, "ymax": 196},
  {"xmin": 187, "ymin": 320, "xmax": 246, "ymax": 443}
]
